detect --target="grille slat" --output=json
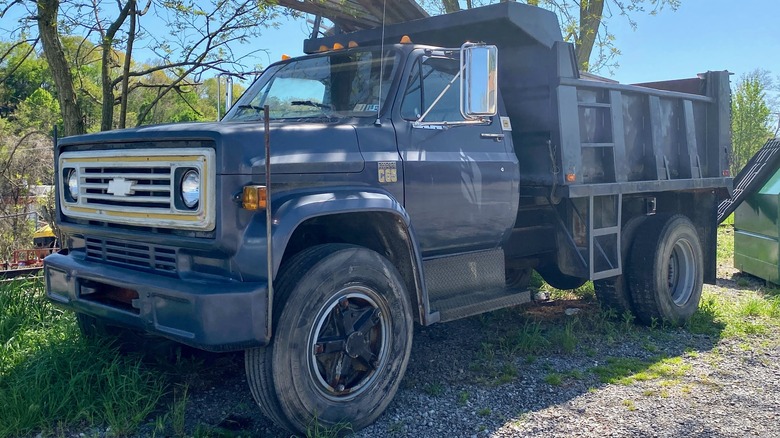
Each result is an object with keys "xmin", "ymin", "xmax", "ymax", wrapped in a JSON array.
[
  {"xmin": 81, "ymin": 183, "xmax": 171, "ymax": 192},
  {"xmin": 83, "ymin": 171, "xmax": 172, "ymax": 180},
  {"xmin": 85, "ymin": 237, "xmax": 178, "ymax": 275},
  {"xmin": 84, "ymin": 194, "xmax": 172, "ymax": 204}
]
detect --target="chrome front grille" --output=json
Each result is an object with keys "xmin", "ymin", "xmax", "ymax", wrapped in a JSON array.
[
  {"xmin": 85, "ymin": 237, "xmax": 177, "ymax": 274},
  {"xmin": 82, "ymin": 166, "xmax": 173, "ymax": 209},
  {"xmin": 59, "ymin": 148, "xmax": 216, "ymax": 231}
]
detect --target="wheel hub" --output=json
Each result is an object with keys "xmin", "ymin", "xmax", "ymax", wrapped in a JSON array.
[
  {"xmin": 346, "ymin": 331, "xmax": 369, "ymax": 358},
  {"xmin": 668, "ymin": 239, "xmax": 695, "ymax": 306},
  {"xmin": 309, "ymin": 289, "xmax": 389, "ymax": 400}
]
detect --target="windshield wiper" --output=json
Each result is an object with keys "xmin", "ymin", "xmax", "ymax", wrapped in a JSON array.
[
  {"xmin": 236, "ymin": 104, "xmax": 264, "ymax": 113},
  {"xmin": 291, "ymin": 100, "xmax": 331, "ymax": 110}
]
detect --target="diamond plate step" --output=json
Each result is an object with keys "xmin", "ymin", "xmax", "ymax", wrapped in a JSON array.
[{"xmin": 422, "ymin": 249, "xmax": 530, "ymax": 322}]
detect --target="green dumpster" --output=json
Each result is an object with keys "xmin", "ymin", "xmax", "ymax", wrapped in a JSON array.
[{"xmin": 734, "ymin": 169, "xmax": 780, "ymax": 283}]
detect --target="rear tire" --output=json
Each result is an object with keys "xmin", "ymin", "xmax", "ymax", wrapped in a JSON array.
[
  {"xmin": 536, "ymin": 264, "xmax": 587, "ymax": 290},
  {"xmin": 245, "ymin": 244, "xmax": 414, "ymax": 434},
  {"xmin": 628, "ymin": 214, "xmax": 703, "ymax": 325}
]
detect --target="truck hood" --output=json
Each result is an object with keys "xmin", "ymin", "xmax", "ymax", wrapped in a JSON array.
[{"xmin": 58, "ymin": 121, "xmax": 365, "ymax": 175}]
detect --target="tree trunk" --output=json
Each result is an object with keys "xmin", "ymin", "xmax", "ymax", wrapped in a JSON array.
[
  {"xmin": 119, "ymin": 2, "xmax": 137, "ymax": 129},
  {"xmin": 100, "ymin": 0, "xmax": 134, "ymax": 131},
  {"xmin": 575, "ymin": 0, "xmax": 605, "ymax": 71},
  {"xmin": 442, "ymin": 0, "xmax": 460, "ymax": 13},
  {"xmin": 36, "ymin": 0, "xmax": 85, "ymax": 136}
]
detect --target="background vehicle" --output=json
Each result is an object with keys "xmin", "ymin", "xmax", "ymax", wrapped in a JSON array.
[{"xmin": 44, "ymin": 3, "xmax": 731, "ymax": 433}]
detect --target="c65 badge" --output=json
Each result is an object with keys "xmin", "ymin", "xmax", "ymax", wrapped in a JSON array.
[{"xmin": 378, "ymin": 161, "xmax": 398, "ymax": 183}]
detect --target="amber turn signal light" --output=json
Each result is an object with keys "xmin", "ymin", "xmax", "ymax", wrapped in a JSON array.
[
  {"xmin": 565, "ymin": 173, "xmax": 576, "ymax": 182},
  {"xmin": 242, "ymin": 185, "xmax": 267, "ymax": 210}
]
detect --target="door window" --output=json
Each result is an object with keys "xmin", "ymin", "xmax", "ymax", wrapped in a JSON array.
[{"xmin": 401, "ymin": 57, "xmax": 465, "ymax": 123}]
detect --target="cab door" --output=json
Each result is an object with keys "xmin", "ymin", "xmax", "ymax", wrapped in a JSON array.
[{"xmin": 394, "ymin": 51, "xmax": 518, "ymax": 256}]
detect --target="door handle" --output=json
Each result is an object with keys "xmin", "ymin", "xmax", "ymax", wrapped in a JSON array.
[{"xmin": 480, "ymin": 133, "xmax": 505, "ymax": 141}]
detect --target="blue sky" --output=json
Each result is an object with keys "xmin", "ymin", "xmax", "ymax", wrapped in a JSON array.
[{"xmin": 257, "ymin": 0, "xmax": 780, "ymax": 87}]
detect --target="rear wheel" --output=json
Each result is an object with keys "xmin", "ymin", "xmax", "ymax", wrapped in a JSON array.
[
  {"xmin": 628, "ymin": 214, "xmax": 703, "ymax": 325},
  {"xmin": 245, "ymin": 244, "xmax": 413, "ymax": 434}
]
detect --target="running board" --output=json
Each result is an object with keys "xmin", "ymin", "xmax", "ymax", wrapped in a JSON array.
[{"xmin": 431, "ymin": 287, "xmax": 531, "ymax": 323}]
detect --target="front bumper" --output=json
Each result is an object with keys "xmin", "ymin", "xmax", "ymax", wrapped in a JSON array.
[{"xmin": 44, "ymin": 252, "xmax": 269, "ymax": 351}]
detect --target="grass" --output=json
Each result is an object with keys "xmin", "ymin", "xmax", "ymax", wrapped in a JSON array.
[
  {"xmin": 424, "ymin": 381, "xmax": 444, "ymax": 397},
  {"xmin": 0, "ymin": 278, "xmax": 167, "ymax": 438},
  {"xmin": 457, "ymin": 391, "xmax": 470, "ymax": 406},
  {"xmin": 590, "ymin": 356, "xmax": 692, "ymax": 386},
  {"xmin": 3, "ymin": 224, "xmax": 780, "ymax": 436}
]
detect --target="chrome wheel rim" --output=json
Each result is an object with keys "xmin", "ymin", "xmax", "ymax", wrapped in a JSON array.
[{"xmin": 308, "ymin": 286, "xmax": 390, "ymax": 401}]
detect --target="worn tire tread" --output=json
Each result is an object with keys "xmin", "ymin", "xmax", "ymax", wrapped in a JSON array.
[{"xmin": 245, "ymin": 244, "xmax": 354, "ymax": 432}]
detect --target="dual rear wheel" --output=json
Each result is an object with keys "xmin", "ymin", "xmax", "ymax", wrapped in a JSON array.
[{"xmin": 594, "ymin": 213, "xmax": 703, "ymax": 325}]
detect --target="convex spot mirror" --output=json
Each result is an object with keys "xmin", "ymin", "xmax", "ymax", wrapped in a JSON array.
[{"xmin": 460, "ymin": 43, "xmax": 498, "ymax": 119}]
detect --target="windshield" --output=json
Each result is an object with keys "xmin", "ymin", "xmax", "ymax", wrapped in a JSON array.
[{"xmin": 224, "ymin": 49, "xmax": 400, "ymax": 121}]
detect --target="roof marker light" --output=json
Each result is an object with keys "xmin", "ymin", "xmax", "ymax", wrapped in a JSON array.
[{"xmin": 400, "ymin": 35, "xmax": 412, "ymax": 44}]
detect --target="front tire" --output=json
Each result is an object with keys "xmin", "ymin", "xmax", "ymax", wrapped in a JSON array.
[
  {"xmin": 245, "ymin": 244, "xmax": 414, "ymax": 434},
  {"xmin": 628, "ymin": 214, "xmax": 703, "ymax": 325}
]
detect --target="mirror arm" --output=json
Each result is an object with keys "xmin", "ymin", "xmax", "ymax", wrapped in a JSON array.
[{"xmin": 414, "ymin": 66, "xmax": 463, "ymax": 126}]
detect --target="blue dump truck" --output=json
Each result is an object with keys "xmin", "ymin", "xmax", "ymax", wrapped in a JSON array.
[{"xmin": 44, "ymin": 2, "xmax": 732, "ymax": 433}]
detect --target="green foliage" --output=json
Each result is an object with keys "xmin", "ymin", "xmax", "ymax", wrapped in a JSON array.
[
  {"xmin": 731, "ymin": 70, "xmax": 773, "ymax": 175},
  {"xmin": 14, "ymin": 88, "xmax": 61, "ymax": 132},
  {"xmin": 0, "ymin": 42, "xmax": 52, "ymax": 106},
  {"xmin": 0, "ymin": 279, "xmax": 167, "ymax": 437}
]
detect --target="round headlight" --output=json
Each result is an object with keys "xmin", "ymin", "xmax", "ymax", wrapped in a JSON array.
[
  {"xmin": 181, "ymin": 170, "xmax": 200, "ymax": 208},
  {"xmin": 67, "ymin": 170, "xmax": 79, "ymax": 201}
]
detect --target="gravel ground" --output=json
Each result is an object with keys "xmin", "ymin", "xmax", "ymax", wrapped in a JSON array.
[{"xmin": 159, "ymin": 269, "xmax": 780, "ymax": 438}]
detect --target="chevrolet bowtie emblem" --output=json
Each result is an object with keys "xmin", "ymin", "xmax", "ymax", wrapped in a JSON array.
[{"xmin": 107, "ymin": 177, "xmax": 137, "ymax": 197}]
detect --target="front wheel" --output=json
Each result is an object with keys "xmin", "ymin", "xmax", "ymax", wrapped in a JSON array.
[
  {"xmin": 628, "ymin": 214, "xmax": 703, "ymax": 325},
  {"xmin": 245, "ymin": 244, "xmax": 413, "ymax": 434}
]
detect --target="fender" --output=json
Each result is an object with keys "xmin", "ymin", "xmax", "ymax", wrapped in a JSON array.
[{"xmin": 233, "ymin": 187, "xmax": 440, "ymax": 329}]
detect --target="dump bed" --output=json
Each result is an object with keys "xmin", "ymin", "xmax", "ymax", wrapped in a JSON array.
[{"xmin": 307, "ymin": 2, "xmax": 732, "ymax": 198}]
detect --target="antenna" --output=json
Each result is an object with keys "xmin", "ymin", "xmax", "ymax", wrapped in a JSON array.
[{"xmin": 375, "ymin": 0, "xmax": 387, "ymax": 126}]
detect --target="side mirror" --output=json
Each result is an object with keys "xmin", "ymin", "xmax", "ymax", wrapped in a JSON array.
[{"xmin": 460, "ymin": 43, "xmax": 498, "ymax": 119}]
